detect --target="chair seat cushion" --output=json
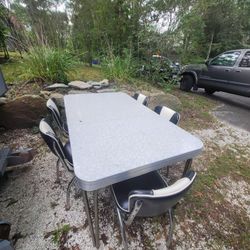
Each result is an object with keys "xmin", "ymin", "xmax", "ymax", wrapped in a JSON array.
[
  {"xmin": 112, "ymin": 171, "xmax": 167, "ymax": 212},
  {"xmin": 64, "ymin": 141, "xmax": 72, "ymax": 164}
]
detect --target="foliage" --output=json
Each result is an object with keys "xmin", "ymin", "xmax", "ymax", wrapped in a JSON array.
[
  {"xmin": 51, "ymin": 224, "xmax": 70, "ymax": 245},
  {"xmin": 21, "ymin": 47, "xmax": 78, "ymax": 83},
  {"xmin": 1, "ymin": 0, "xmax": 250, "ymax": 87},
  {"xmin": 101, "ymin": 49, "xmax": 136, "ymax": 83}
]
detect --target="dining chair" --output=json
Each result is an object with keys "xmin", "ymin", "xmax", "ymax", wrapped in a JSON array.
[
  {"xmin": 39, "ymin": 118, "xmax": 76, "ymax": 210},
  {"xmin": 46, "ymin": 98, "xmax": 69, "ymax": 136},
  {"xmin": 154, "ymin": 105, "xmax": 180, "ymax": 125},
  {"xmin": 111, "ymin": 170, "xmax": 196, "ymax": 249},
  {"xmin": 154, "ymin": 105, "xmax": 181, "ymax": 177},
  {"xmin": 132, "ymin": 93, "xmax": 149, "ymax": 106}
]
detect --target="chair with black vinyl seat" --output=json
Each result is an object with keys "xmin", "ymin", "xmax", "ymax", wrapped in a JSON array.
[
  {"xmin": 132, "ymin": 93, "xmax": 149, "ymax": 106},
  {"xmin": 111, "ymin": 170, "xmax": 197, "ymax": 249},
  {"xmin": 46, "ymin": 98, "xmax": 69, "ymax": 136},
  {"xmin": 154, "ymin": 105, "xmax": 180, "ymax": 125},
  {"xmin": 39, "ymin": 118, "xmax": 76, "ymax": 210},
  {"xmin": 154, "ymin": 105, "xmax": 180, "ymax": 177}
]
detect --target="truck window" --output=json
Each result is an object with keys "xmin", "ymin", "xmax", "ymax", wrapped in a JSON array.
[
  {"xmin": 210, "ymin": 51, "xmax": 240, "ymax": 67},
  {"xmin": 239, "ymin": 51, "xmax": 250, "ymax": 67}
]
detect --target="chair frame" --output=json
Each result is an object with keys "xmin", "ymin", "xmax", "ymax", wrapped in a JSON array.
[
  {"xmin": 39, "ymin": 119, "xmax": 75, "ymax": 210},
  {"xmin": 132, "ymin": 93, "xmax": 149, "ymax": 106},
  {"xmin": 46, "ymin": 98, "xmax": 68, "ymax": 136},
  {"xmin": 112, "ymin": 171, "xmax": 196, "ymax": 249},
  {"xmin": 154, "ymin": 105, "xmax": 180, "ymax": 125}
]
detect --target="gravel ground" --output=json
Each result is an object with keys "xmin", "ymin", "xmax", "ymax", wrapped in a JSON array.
[{"xmin": 0, "ymin": 114, "xmax": 249, "ymax": 249}]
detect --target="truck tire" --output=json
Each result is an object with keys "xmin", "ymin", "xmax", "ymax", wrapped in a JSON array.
[
  {"xmin": 180, "ymin": 74, "xmax": 194, "ymax": 92},
  {"xmin": 205, "ymin": 88, "xmax": 216, "ymax": 95}
]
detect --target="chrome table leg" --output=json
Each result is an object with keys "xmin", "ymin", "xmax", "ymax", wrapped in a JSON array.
[
  {"xmin": 182, "ymin": 159, "xmax": 192, "ymax": 177},
  {"xmin": 82, "ymin": 191, "xmax": 96, "ymax": 246},
  {"xmin": 94, "ymin": 191, "xmax": 100, "ymax": 248}
]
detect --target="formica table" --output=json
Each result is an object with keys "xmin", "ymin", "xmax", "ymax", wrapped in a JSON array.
[{"xmin": 64, "ymin": 92, "xmax": 203, "ymax": 248}]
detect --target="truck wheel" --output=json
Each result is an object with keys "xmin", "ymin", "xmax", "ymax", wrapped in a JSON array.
[
  {"xmin": 205, "ymin": 88, "xmax": 216, "ymax": 95},
  {"xmin": 180, "ymin": 74, "xmax": 194, "ymax": 92}
]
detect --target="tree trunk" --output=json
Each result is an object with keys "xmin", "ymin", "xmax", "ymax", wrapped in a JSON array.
[{"xmin": 206, "ymin": 31, "xmax": 214, "ymax": 60}]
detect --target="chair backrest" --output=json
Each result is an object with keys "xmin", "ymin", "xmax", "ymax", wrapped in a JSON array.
[
  {"xmin": 128, "ymin": 171, "xmax": 196, "ymax": 217},
  {"xmin": 46, "ymin": 98, "xmax": 63, "ymax": 129},
  {"xmin": 39, "ymin": 119, "xmax": 65, "ymax": 159},
  {"xmin": 154, "ymin": 105, "xmax": 180, "ymax": 125},
  {"xmin": 132, "ymin": 93, "xmax": 149, "ymax": 106}
]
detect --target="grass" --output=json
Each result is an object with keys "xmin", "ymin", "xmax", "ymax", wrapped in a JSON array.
[
  {"xmin": 1, "ymin": 56, "xmax": 105, "ymax": 84},
  {"xmin": 178, "ymin": 146, "xmax": 250, "ymax": 249},
  {"xmin": 1, "ymin": 59, "xmax": 26, "ymax": 83},
  {"xmin": 68, "ymin": 64, "xmax": 105, "ymax": 82},
  {"xmin": 172, "ymin": 87, "xmax": 219, "ymax": 130},
  {"xmin": 51, "ymin": 224, "xmax": 71, "ymax": 246}
]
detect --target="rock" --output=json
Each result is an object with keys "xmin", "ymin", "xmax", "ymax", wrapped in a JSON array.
[
  {"xmin": 0, "ymin": 97, "xmax": 8, "ymax": 106},
  {"xmin": 97, "ymin": 88, "xmax": 117, "ymax": 93},
  {"xmin": 50, "ymin": 93, "xmax": 64, "ymax": 108},
  {"xmin": 45, "ymin": 83, "xmax": 69, "ymax": 90},
  {"xmin": 148, "ymin": 94, "xmax": 182, "ymax": 111},
  {"xmin": 68, "ymin": 90, "xmax": 90, "ymax": 95},
  {"xmin": 0, "ymin": 95, "xmax": 47, "ymax": 129},
  {"xmin": 88, "ymin": 79, "xmax": 110, "ymax": 89},
  {"xmin": 92, "ymin": 84, "xmax": 102, "ymax": 89},
  {"xmin": 40, "ymin": 91, "xmax": 51, "ymax": 99},
  {"xmin": 68, "ymin": 81, "xmax": 92, "ymax": 90},
  {"xmin": 99, "ymin": 79, "xmax": 109, "ymax": 87}
]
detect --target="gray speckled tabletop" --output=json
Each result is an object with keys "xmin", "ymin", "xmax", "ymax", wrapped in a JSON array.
[{"xmin": 64, "ymin": 92, "xmax": 203, "ymax": 191}]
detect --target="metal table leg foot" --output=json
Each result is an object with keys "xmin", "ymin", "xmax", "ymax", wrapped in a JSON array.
[{"xmin": 82, "ymin": 191, "xmax": 96, "ymax": 247}]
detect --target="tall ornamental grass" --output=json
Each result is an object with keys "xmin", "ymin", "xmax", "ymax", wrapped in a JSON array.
[
  {"xmin": 102, "ymin": 50, "xmax": 136, "ymax": 83},
  {"xmin": 21, "ymin": 47, "xmax": 77, "ymax": 83}
]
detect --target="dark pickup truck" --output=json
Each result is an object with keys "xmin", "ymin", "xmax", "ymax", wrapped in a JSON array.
[{"xmin": 180, "ymin": 49, "xmax": 250, "ymax": 97}]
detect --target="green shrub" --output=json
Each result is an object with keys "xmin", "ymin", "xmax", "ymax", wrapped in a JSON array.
[
  {"xmin": 101, "ymin": 50, "xmax": 136, "ymax": 83},
  {"xmin": 21, "ymin": 47, "xmax": 77, "ymax": 83},
  {"xmin": 138, "ymin": 57, "xmax": 180, "ymax": 90}
]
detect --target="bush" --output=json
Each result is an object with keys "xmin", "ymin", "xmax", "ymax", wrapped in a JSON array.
[
  {"xmin": 21, "ymin": 47, "xmax": 77, "ymax": 83},
  {"xmin": 101, "ymin": 50, "xmax": 136, "ymax": 83},
  {"xmin": 138, "ymin": 57, "xmax": 180, "ymax": 90}
]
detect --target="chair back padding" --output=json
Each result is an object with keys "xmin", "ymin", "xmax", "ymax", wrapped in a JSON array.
[
  {"xmin": 128, "ymin": 171, "xmax": 196, "ymax": 217},
  {"xmin": 46, "ymin": 98, "xmax": 63, "ymax": 128},
  {"xmin": 154, "ymin": 105, "xmax": 180, "ymax": 125},
  {"xmin": 39, "ymin": 119, "xmax": 65, "ymax": 159},
  {"xmin": 133, "ymin": 93, "xmax": 149, "ymax": 106}
]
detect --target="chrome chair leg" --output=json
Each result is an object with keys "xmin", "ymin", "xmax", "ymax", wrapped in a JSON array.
[
  {"xmin": 166, "ymin": 208, "xmax": 174, "ymax": 247},
  {"xmin": 116, "ymin": 207, "xmax": 128, "ymax": 250},
  {"xmin": 55, "ymin": 159, "xmax": 60, "ymax": 183},
  {"xmin": 65, "ymin": 176, "xmax": 76, "ymax": 211}
]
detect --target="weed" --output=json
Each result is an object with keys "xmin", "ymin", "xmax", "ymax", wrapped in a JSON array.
[{"xmin": 51, "ymin": 224, "xmax": 71, "ymax": 246}]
